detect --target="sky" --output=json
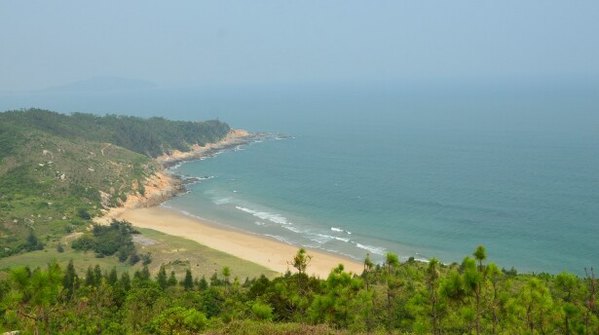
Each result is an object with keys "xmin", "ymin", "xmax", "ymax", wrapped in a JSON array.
[{"xmin": 1, "ymin": 1, "xmax": 599, "ymax": 91}]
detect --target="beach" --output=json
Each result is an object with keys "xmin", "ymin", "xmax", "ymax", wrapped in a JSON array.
[
  {"xmin": 105, "ymin": 206, "xmax": 363, "ymax": 278},
  {"xmin": 97, "ymin": 129, "xmax": 364, "ymax": 278}
]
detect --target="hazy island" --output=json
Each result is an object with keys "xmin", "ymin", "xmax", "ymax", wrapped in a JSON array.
[{"xmin": 0, "ymin": 109, "xmax": 597, "ymax": 334}]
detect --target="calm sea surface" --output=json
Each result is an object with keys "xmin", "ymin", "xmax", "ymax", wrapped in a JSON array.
[{"xmin": 2, "ymin": 81, "xmax": 598, "ymax": 274}]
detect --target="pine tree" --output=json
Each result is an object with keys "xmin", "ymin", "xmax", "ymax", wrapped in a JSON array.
[
  {"xmin": 198, "ymin": 275, "xmax": 209, "ymax": 290},
  {"xmin": 63, "ymin": 260, "xmax": 78, "ymax": 300},
  {"xmin": 93, "ymin": 264, "xmax": 103, "ymax": 285},
  {"xmin": 85, "ymin": 266, "xmax": 96, "ymax": 286},
  {"xmin": 168, "ymin": 271, "xmax": 178, "ymax": 287},
  {"xmin": 156, "ymin": 265, "xmax": 168, "ymax": 289},
  {"xmin": 427, "ymin": 258, "xmax": 441, "ymax": 335},
  {"xmin": 108, "ymin": 267, "xmax": 118, "ymax": 286},
  {"xmin": 183, "ymin": 269, "xmax": 194, "ymax": 291},
  {"xmin": 119, "ymin": 272, "xmax": 131, "ymax": 291}
]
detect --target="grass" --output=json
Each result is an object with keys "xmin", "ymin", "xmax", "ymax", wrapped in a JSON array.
[
  {"xmin": 0, "ymin": 227, "xmax": 276, "ymax": 281},
  {"xmin": 135, "ymin": 228, "xmax": 277, "ymax": 280}
]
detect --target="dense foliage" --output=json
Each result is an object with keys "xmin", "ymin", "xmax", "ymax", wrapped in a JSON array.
[
  {"xmin": 0, "ymin": 247, "xmax": 597, "ymax": 334},
  {"xmin": 71, "ymin": 220, "xmax": 141, "ymax": 263},
  {"xmin": 0, "ymin": 109, "xmax": 230, "ymax": 157}
]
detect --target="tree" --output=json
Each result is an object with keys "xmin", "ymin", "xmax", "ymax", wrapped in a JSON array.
[
  {"xmin": 427, "ymin": 258, "xmax": 441, "ymax": 335},
  {"xmin": 63, "ymin": 260, "xmax": 78, "ymax": 300},
  {"xmin": 308, "ymin": 265, "xmax": 365, "ymax": 328},
  {"xmin": 198, "ymin": 275, "xmax": 208, "ymax": 291},
  {"xmin": 119, "ymin": 272, "xmax": 131, "ymax": 291},
  {"xmin": 85, "ymin": 266, "xmax": 96, "ymax": 287},
  {"xmin": 25, "ymin": 230, "xmax": 44, "ymax": 251},
  {"xmin": 183, "ymin": 269, "xmax": 194, "ymax": 291},
  {"xmin": 107, "ymin": 267, "xmax": 118, "ymax": 286},
  {"xmin": 291, "ymin": 248, "xmax": 312, "ymax": 275},
  {"xmin": 384, "ymin": 252, "xmax": 401, "ymax": 315},
  {"xmin": 168, "ymin": 271, "xmax": 178, "ymax": 287},
  {"xmin": 556, "ymin": 272, "xmax": 580, "ymax": 335},
  {"xmin": 462, "ymin": 257, "xmax": 484, "ymax": 335},
  {"xmin": 363, "ymin": 253, "xmax": 374, "ymax": 290},
  {"xmin": 156, "ymin": 265, "xmax": 168, "ymax": 289},
  {"xmin": 473, "ymin": 245, "xmax": 487, "ymax": 272},
  {"xmin": 520, "ymin": 277, "xmax": 554, "ymax": 334},
  {"xmin": 486, "ymin": 263, "xmax": 502, "ymax": 335},
  {"xmin": 385, "ymin": 252, "xmax": 400, "ymax": 276}
]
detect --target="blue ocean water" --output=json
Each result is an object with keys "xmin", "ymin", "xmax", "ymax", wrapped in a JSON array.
[
  {"xmin": 2, "ymin": 81, "xmax": 598, "ymax": 274},
  {"xmin": 166, "ymin": 125, "xmax": 598, "ymax": 274}
]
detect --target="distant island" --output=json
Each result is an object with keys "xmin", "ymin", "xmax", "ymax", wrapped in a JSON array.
[{"xmin": 0, "ymin": 108, "xmax": 597, "ymax": 334}]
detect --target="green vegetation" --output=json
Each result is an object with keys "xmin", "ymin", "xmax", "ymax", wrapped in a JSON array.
[
  {"xmin": 0, "ymin": 246, "xmax": 597, "ymax": 334},
  {"xmin": 0, "ymin": 109, "xmax": 230, "ymax": 257},
  {"xmin": 0, "ymin": 108, "xmax": 230, "ymax": 157},
  {"xmin": 71, "ymin": 220, "xmax": 138, "ymax": 262}
]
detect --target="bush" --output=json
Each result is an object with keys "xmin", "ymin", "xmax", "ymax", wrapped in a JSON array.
[
  {"xmin": 149, "ymin": 306, "xmax": 207, "ymax": 334},
  {"xmin": 251, "ymin": 302, "xmax": 273, "ymax": 321},
  {"xmin": 77, "ymin": 208, "xmax": 91, "ymax": 220},
  {"xmin": 141, "ymin": 253, "xmax": 152, "ymax": 265},
  {"xmin": 129, "ymin": 253, "xmax": 140, "ymax": 265},
  {"xmin": 24, "ymin": 231, "xmax": 44, "ymax": 251},
  {"xmin": 71, "ymin": 235, "xmax": 95, "ymax": 251},
  {"xmin": 71, "ymin": 220, "xmax": 137, "ymax": 261}
]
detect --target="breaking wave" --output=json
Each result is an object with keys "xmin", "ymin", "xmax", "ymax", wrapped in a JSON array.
[{"xmin": 235, "ymin": 206, "xmax": 291, "ymax": 225}]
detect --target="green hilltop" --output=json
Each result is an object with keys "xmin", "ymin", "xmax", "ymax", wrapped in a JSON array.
[{"xmin": 0, "ymin": 109, "xmax": 230, "ymax": 256}]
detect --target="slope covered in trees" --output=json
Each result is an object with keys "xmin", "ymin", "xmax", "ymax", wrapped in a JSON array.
[
  {"xmin": 0, "ymin": 109, "xmax": 230, "ymax": 256},
  {"xmin": 0, "ymin": 109, "xmax": 230, "ymax": 157},
  {"xmin": 0, "ymin": 247, "xmax": 597, "ymax": 334}
]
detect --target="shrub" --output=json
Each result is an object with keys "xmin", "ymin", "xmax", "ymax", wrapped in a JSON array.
[{"xmin": 251, "ymin": 302, "xmax": 274, "ymax": 321}]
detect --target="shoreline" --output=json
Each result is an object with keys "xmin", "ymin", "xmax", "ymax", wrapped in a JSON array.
[
  {"xmin": 97, "ymin": 130, "xmax": 364, "ymax": 278},
  {"xmin": 105, "ymin": 206, "xmax": 364, "ymax": 278}
]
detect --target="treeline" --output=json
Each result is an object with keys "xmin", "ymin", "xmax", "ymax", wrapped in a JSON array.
[
  {"xmin": 1, "ymin": 247, "xmax": 597, "ymax": 334},
  {"xmin": 0, "ymin": 109, "xmax": 231, "ymax": 157}
]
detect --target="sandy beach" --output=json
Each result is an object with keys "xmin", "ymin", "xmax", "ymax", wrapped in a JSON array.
[
  {"xmin": 97, "ymin": 129, "xmax": 364, "ymax": 278},
  {"xmin": 106, "ymin": 206, "xmax": 363, "ymax": 278}
]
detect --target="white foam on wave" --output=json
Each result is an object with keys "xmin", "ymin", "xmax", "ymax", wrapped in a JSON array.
[
  {"xmin": 309, "ymin": 233, "xmax": 350, "ymax": 244},
  {"xmin": 355, "ymin": 243, "xmax": 386, "ymax": 256},
  {"xmin": 283, "ymin": 226, "xmax": 302, "ymax": 233},
  {"xmin": 308, "ymin": 234, "xmax": 333, "ymax": 244},
  {"xmin": 213, "ymin": 197, "xmax": 232, "ymax": 205},
  {"xmin": 331, "ymin": 227, "xmax": 352, "ymax": 235},
  {"xmin": 264, "ymin": 234, "xmax": 293, "ymax": 245},
  {"xmin": 235, "ymin": 206, "xmax": 291, "ymax": 225},
  {"xmin": 254, "ymin": 221, "xmax": 266, "ymax": 226},
  {"xmin": 167, "ymin": 162, "xmax": 183, "ymax": 171},
  {"xmin": 334, "ymin": 236, "xmax": 350, "ymax": 243}
]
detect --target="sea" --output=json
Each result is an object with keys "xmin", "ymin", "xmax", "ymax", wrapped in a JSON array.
[{"xmin": 2, "ymin": 79, "xmax": 598, "ymax": 274}]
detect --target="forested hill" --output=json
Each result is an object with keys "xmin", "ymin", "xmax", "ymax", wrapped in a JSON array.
[
  {"xmin": 0, "ymin": 109, "xmax": 230, "ymax": 257},
  {"xmin": 0, "ymin": 109, "xmax": 230, "ymax": 157}
]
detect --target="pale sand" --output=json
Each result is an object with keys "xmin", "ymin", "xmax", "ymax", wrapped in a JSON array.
[{"xmin": 107, "ymin": 206, "xmax": 364, "ymax": 278}]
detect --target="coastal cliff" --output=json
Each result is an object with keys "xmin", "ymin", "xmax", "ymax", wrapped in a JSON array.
[{"xmin": 114, "ymin": 128, "xmax": 254, "ymax": 210}]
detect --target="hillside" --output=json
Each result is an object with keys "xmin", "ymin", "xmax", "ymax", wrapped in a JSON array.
[{"xmin": 0, "ymin": 109, "xmax": 231, "ymax": 256}]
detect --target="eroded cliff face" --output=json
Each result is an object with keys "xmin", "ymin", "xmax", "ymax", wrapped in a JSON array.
[
  {"xmin": 122, "ymin": 171, "xmax": 184, "ymax": 208},
  {"xmin": 118, "ymin": 129, "xmax": 252, "ymax": 209},
  {"xmin": 99, "ymin": 129, "xmax": 253, "ymax": 216}
]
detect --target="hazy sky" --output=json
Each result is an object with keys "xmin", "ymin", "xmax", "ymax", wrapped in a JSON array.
[{"xmin": 1, "ymin": 1, "xmax": 599, "ymax": 91}]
